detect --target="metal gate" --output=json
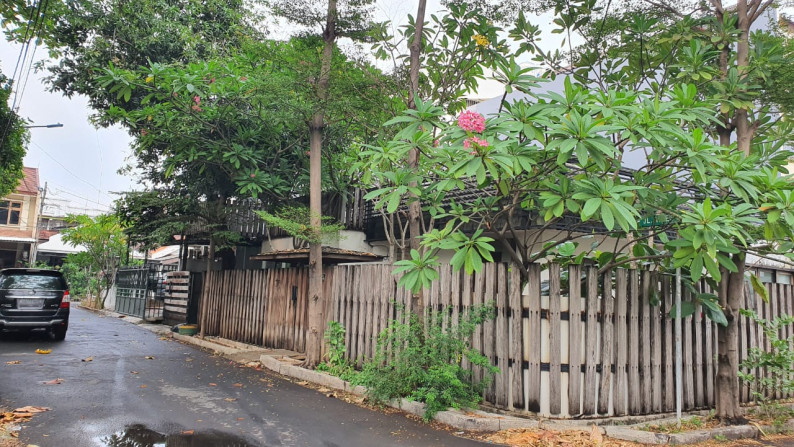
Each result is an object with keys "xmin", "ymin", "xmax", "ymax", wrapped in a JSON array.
[{"xmin": 115, "ymin": 265, "xmax": 175, "ymax": 321}]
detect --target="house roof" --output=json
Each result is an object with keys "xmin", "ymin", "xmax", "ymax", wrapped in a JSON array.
[
  {"xmin": 38, "ymin": 229, "xmax": 59, "ymax": 242},
  {"xmin": 0, "ymin": 236, "xmax": 36, "ymax": 243},
  {"xmin": 36, "ymin": 233, "xmax": 85, "ymax": 255},
  {"xmin": 250, "ymin": 247, "xmax": 383, "ymax": 264},
  {"xmin": 15, "ymin": 167, "xmax": 40, "ymax": 196},
  {"xmin": 149, "ymin": 244, "xmax": 181, "ymax": 261}
]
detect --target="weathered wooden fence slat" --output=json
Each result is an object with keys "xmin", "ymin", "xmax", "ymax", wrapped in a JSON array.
[
  {"xmin": 583, "ymin": 265, "xmax": 599, "ymax": 416},
  {"xmin": 496, "ymin": 263, "xmax": 509, "ymax": 408},
  {"xmin": 598, "ymin": 269, "xmax": 614, "ymax": 416},
  {"xmin": 613, "ymin": 269, "xmax": 628, "ymax": 416},
  {"xmin": 568, "ymin": 264, "xmax": 582, "ymax": 416},
  {"xmin": 509, "ymin": 266, "xmax": 523, "ymax": 410},
  {"xmin": 628, "ymin": 269, "xmax": 641, "ymax": 415},
  {"xmin": 526, "ymin": 263, "xmax": 542, "ymax": 413},
  {"xmin": 640, "ymin": 270, "xmax": 652, "ymax": 414}
]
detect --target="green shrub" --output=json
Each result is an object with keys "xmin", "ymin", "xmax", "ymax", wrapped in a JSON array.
[
  {"xmin": 316, "ymin": 321, "xmax": 356, "ymax": 381},
  {"xmin": 738, "ymin": 309, "xmax": 794, "ymax": 404},
  {"xmin": 353, "ymin": 303, "xmax": 499, "ymax": 420}
]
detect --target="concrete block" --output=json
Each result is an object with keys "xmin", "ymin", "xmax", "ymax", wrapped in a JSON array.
[
  {"xmin": 279, "ymin": 364, "xmax": 299, "ymax": 378},
  {"xmin": 496, "ymin": 416, "xmax": 540, "ymax": 430},
  {"xmin": 394, "ymin": 398, "xmax": 426, "ymax": 417},
  {"xmin": 603, "ymin": 426, "xmax": 671, "ymax": 445},
  {"xmin": 433, "ymin": 411, "xmax": 501, "ymax": 431},
  {"xmin": 668, "ymin": 426, "xmax": 758, "ymax": 445},
  {"xmin": 314, "ymin": 373, "xmax": 346, "ymax": 391},
  {"xmin": 347, "ymin": 385, "xmax": 367, "ymax": 396},
  {"xmin": 258, "ymin": 355, "xmax": 282, "ymax": 374}
]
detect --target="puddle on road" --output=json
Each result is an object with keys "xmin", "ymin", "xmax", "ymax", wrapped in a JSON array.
[{"xmin": 99, "ymin": 423, "xmax": 259, "ymax": 446}]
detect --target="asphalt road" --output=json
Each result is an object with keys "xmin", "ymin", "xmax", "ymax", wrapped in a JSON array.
[{"xmin": 0, "ymin": 306, "xmax": 488, "ymax": 447}]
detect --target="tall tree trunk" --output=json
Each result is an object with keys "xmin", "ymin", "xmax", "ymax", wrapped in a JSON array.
[
  {"xmin": 304, "ymin": 0, "xmax": 337, "ymax": 368},
  {"xmin": 712, "ymin": 0, "xmax": 772, "ymax": 419},
  {"xmin": 407, "ymin": 0, "xmax": 427, "ymax": 316},
  {"xmin": 715, "ymin": 254, "xmax": 745, "ymax": 420}
]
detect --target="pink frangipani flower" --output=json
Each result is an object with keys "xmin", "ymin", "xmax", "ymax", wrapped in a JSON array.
[
  {"xmin": 463, "ymin": 136, "xmax": 489, "ymax": 150},
  {"xmin": 457, "ymin": 110, "xmax": 486, "ymax": 133}
]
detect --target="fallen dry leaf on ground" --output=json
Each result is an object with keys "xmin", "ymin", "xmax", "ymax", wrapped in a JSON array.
[
  {"xmin": 34, "ymin": 349, "xmax": 51, "ymax": 355},
  {"xmin": 5, "ymin": 361, "xmax": 20, "ymax": 365},
  {"xmin": 144, "ymin": 356, "xmax": 155, "ymax": 360},
  {"xmin": 209, "ymin": 383, "xmax": 217, "ymax": 387},
  {"xmin": 181, "ymin": 430, "xmax": 194, "ymax": 435},
  {"xmin": 224, "ymin": 398, "xmax": 237, "ymax": 402},
  {"xmin": 81, "ymin": 357, "xmax": 93, "ymax": 362},
  {"xmin": 233, "ymin": 383, "xmax": 242, "ymax": 388},
  {"xmin": 42, "ymin": 378, "xmax": 63, "ymax": 385},
  {"xmin": 591, "ymin": 424, "xmax": 604, "ymax": 445},
  {"xmin": 12, "ymin": 407, "xmax": 49, "ymax": 415}
]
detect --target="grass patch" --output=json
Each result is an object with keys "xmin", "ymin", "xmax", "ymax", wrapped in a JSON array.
[{"xmin": 640, "ymin": 414, "xmax": 721, "ymax": 434}]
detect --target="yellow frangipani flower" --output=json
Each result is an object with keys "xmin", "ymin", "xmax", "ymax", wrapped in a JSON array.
[{"xmin": 473, "ymin": 34, "xmax": 489, "ymax": 47}]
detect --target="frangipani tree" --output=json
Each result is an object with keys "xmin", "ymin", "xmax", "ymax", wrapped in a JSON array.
[
  {"xmin": 362, "ymin": 60, "xmax": 794, "ymax": 416},
  {"xmin": 60, "ymin": 214, "xmax": 127, "ymax": 309}
]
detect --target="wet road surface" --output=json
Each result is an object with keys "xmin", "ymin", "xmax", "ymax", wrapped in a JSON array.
[{"xmin": 0, "ymin": 306, "xmax": 488, "ymax": 446}]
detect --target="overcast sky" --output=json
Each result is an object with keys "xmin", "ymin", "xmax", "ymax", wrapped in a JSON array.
[{"xmin": 0, "ymin": 40, "xmax": 135, "ymax": 217}]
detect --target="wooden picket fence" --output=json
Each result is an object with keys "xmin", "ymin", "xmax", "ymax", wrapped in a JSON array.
[
  {"xmin": 200, "ymin": 262, "xmax": 794, "ymax": 418},
  {"xmin": 330, "ymin": 263, "xmax": 794, "ymax": 417},
  {"xmin": 200, "ymin": 267, "xmax": 335, "ymax": 354}
]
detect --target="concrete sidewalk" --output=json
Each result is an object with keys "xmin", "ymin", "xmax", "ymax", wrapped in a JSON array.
[{"xmin": 86, "ymin": 304, "xmax": 790, "ymax": 445}]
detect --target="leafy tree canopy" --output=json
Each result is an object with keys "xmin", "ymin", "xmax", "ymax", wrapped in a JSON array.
[
  {"xmin": 100, "ymin": 37, "xmax": 398, "ymax": 202},
  {"xmin": 3, "ymin": 0, "xmax": 264, "ymax": 125},
  {"xmin": 0, "ymin": 71, "xmax": 28, "ymax": 198},
  {"xmin": 60, "ymin": 213, "xmax": 127, "ymax": 308}
]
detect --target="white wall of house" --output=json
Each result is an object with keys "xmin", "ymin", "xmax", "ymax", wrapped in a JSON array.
[{"xmin": 259, "ymin": 230, "xmax": 389, "ymax": 257}]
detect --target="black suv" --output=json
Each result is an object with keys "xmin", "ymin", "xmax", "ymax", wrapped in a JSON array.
[{"xmin": 0, "ymin": 268, "xmax": 70, "ymax": 340}]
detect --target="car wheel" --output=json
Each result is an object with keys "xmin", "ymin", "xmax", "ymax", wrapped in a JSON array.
[{"xmin": 51, "ymin": 328, "xmax": 67, "ymax": 341}]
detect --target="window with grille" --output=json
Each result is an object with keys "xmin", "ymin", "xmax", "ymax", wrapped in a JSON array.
[{"xmin": 0, "ymin": 201, "xmax": 22, "ymax": 226}]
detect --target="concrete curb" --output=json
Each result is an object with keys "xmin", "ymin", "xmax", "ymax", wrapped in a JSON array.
[
  {"xmin": 603, "ymin": 424, "xmax": 762, "ymax": 445},
  {"xmin": 260, "ymin": 354, "xmax": 540, "ymax": 432},
  {"xmin": 171, "ymin": 333, "xmax": 245, "ymax": 356},
  {"xmin": 257, "ymin": 353, "xmax": 786, "ymax": 443}
]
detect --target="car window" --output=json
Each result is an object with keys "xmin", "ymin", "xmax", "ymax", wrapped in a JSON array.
[{"xmin": 0, "ymin": 274, "xmax": 65, "ymax": 290}]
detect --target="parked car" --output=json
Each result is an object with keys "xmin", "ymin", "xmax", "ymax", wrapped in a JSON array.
[{"xmin": 0, "ymin": 268, "xmax": 70, "ymax": 340}]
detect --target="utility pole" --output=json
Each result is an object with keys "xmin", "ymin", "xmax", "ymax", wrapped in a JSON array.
[{"xmin": 30, "ymin": 182, "xmax": 47, "ymax": 265}]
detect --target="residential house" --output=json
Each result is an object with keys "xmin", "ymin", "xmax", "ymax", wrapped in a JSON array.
[
  {"xmin": 35, "ymin": 233, "xmax": 84, "ymax": 267},
  {"xmin": 0, "ymin": 167, "xmax": 41, "ymax": 268}
]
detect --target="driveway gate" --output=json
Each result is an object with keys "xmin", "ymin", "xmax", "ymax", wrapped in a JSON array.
[{"xmin": 115, "ymin": 265, "xmax": 175, "ymax": 321}]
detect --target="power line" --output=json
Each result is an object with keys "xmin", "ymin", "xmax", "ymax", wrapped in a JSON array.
[
  {"xmin": 47, "ymin": 185, "xmax": 113, "ymax": 210},
  {"xmin": 29, "ymin": 141, "xmax": 116, "ymax": 202},
  {"xmin": 14, "ymin": 0, "xmax": 51, "ymax": 114},
  {"xmin": 11, "ymin": 0, "xmax": 47, "ymax": 111},
  {"xmin": 0, "ymin": 0, "xmax": 48, "ymax": 151}
]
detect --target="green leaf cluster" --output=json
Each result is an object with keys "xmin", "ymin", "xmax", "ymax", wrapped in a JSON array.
[{"xmin": 353, "ymin": 304, "xmax": 499, "ymax": 420}]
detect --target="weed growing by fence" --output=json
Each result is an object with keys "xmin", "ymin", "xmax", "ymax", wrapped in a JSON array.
[
  {"xmin": 353, "ymin": 303, "xmax": 499, "ymax": 420},
  {"xmin": 317, "ymin": 321, "xmax": 356, "ymax": 381},
  {"xmin": 738, "ymin": 309, "xmax": 794, "ymax": 406}
]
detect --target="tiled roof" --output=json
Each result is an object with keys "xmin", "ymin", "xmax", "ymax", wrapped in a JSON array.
[{"xmin": 15, "ymin": 167, "xmax": 39, "ymax": 196}]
